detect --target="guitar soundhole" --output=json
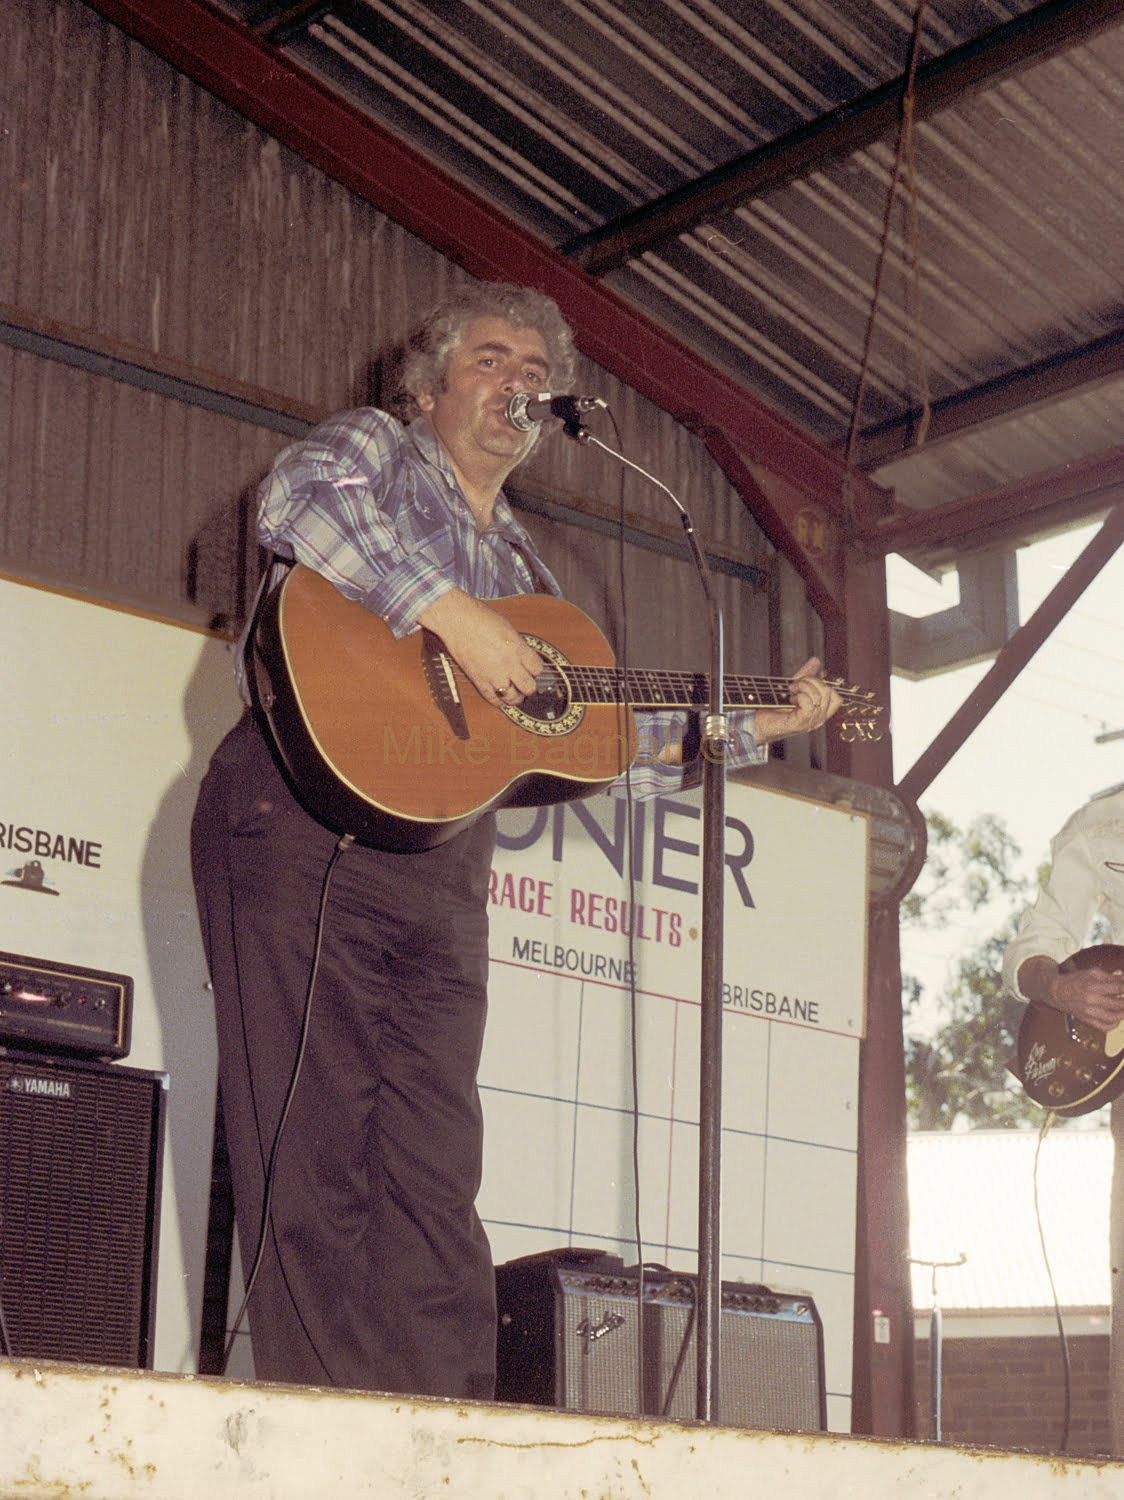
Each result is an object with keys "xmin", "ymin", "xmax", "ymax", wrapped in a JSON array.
[
  {"xmin": 519, "ymin": 669, "xmax": 570, "ymax": 721},
  {"xmin": 502, "ymin": 635, "xmax": 585, "ymax": 738}
]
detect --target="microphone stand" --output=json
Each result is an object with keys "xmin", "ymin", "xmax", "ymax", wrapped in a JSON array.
[{"xmin": 560, "ymin": 415, "xmax": 730, "ymax": 1423}]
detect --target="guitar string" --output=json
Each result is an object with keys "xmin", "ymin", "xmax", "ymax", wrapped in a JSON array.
[{"xmin": 441, "ymin": 651, "xmax": 879, "ymax": 725}]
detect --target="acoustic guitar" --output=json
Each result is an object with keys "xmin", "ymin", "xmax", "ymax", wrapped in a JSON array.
[
  {"xmin": 1014, "ymin": 944, "xmax": 1124, "ymax": 1116},
  {"xmin": 249, "ymin": 564, "xmax": 883, "ymax": 852}
]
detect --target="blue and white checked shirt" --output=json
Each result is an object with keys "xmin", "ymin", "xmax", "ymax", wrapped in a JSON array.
[{"xmin": 243, "ymin": 406, "xmax": 765, "ymax": 798}]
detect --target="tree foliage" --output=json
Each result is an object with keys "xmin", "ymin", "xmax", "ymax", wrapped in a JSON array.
[{"xmin": 901, "ymin": 810, "xmax": 1051, "ymax": 1131}]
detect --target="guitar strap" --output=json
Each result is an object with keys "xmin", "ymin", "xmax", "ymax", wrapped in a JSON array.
[
  {"xmin": 247, "ymin": 552, "xmax": 291, "ymax": 622},
  {"xmin": 234, "ymin": 554, "xmax": 294, "ymax": 708}
]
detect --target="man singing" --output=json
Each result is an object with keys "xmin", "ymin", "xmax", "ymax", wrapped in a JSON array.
[{"xmin": 191, "ymin": 279, "xmax": 841, "ymax": 1398}]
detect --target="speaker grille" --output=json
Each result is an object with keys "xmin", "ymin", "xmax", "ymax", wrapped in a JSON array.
[
  {"xmin": 0, "ymin": 1052, "xmax": 166, "ymax": 1367},
  {"xmin": 497, "ymin": 1252, "xmax": 825, "ymax": 1431}
]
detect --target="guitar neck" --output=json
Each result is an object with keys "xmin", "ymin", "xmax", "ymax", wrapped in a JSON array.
[{"xmin": 561, "ymin": 666, "xmax": 847, "ymax": 712}]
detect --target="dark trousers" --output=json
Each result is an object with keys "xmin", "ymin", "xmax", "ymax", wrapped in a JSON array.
[{"xmin": 190, "ymin": 714, "xmax": 498, "ymax": 1397}]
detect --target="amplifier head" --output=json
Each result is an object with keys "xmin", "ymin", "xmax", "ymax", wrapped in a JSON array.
[{"xmin": 0, "ymin": 951, "xmax": 132, "ymax": 1059}]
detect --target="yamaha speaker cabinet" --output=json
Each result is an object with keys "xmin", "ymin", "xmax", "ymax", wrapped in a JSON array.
[
  {"xmin": 496, "ymin": 1250, "xmax": 825, "ymax": 1431},
  {"xmin": 0, "ymin": 1049, "xmax": 166, "ymax": 1368}
]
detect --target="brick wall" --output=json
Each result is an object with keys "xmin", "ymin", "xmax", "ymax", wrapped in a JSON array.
[{"xmin": 913, "ymin": 1334, "xmax": 1111, "ymax": 1457}]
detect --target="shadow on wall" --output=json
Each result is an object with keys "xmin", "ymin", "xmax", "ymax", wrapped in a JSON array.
[
  {"xmin": 186, "ymin": 475, "xmax": 271, "ymax": 633},
  {"xmin": 138, "ymin": 622, "xmax": 242, "ymax": 1371}
]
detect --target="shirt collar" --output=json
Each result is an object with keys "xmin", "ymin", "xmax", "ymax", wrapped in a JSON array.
[
  {"xmin": 406, "ymin": 415, "xmax": 533, "ymax": 542},
  {"xmin": 405, "ymin": 415, "xmax": 452, "ymax": 479}
]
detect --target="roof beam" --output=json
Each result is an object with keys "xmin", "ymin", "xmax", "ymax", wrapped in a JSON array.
[
  {"xmin": 859, "ymin": 443, "xmax": 1124, "ymax": 564},
  {"xmin": 703, "ymin": 432, "xmax": 847, "ymax": 625},
  {"xmin": 849, "ymin": 327, "xmax": 1124, "ymax": 469},
  {"xmin": 563, "ymin": 0, "xmax": 1122, "ymax": 276}
]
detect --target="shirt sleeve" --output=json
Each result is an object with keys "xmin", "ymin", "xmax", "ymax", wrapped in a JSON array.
[
  {"xmin": 1001, "ymin": 815, "xmax": 1106, "ymax": 999},
  {"xmin": 606, "ymin": 709, "xmax": 766, "ymax": 802},
  {"xmin": 256, "ymin": 409, "xmax": 458, "ymax": 636}
]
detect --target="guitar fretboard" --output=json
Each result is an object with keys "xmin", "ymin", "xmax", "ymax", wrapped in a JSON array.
[{"xmin": 546, "ymin": 666, "xmax": 857, "ymax": 710}]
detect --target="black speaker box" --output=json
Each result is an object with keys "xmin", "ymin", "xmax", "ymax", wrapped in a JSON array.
[
  {"xmin": 0, "ymin": 1049, "xmax": 166, "ymax": 1368},
  {"xmin": 496, "ymin": 1249, "xmax": 826, "ymax": 1431}
]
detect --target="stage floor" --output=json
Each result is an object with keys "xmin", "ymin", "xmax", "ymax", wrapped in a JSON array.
[{"xmin": 1, "ymin": 1358, "xmax": 1123, "ymax": 1499}]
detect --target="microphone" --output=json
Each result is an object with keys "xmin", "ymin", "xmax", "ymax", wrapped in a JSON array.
[{"xmin": 505, "ymin": 392, "xmax": 607, "ymax": 431}]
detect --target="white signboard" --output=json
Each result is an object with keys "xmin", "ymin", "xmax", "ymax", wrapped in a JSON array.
[{"xmin": 488, "ymin": 787, "xmax": 866, "ymax": 1034}]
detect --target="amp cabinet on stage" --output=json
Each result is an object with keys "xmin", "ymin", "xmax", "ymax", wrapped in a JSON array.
[
  {"xmin": 496, "ymin": 1249, "xmax": 825, "ymax": 1431},
  {"xmin": 0, "ymin": 1048, "xmax": 166, "ymax": 1368}
]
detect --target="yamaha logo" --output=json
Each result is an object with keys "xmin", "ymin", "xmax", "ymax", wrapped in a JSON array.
[{"xmin": 8, "ymin": 1075, "xmax": 73, "ymax": 1100}]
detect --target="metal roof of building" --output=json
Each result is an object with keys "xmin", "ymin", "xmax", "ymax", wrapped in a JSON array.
[
  {"xmin": 84, "ymin": 0, "xmax": 1124, "ymax": 580},
  {"xmin": 189, "ymin": 0, "xmax": 1124, "ymax": 551},
  {"xmin": 908, "ymin": 1128, "xmax": 1113, "ymax": 1312}
]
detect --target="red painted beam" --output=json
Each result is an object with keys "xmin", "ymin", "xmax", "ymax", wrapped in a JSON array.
[
  {"xmin": 704, "ymin": 431, "xmax": 847, "ymax": 623},
  {"xmin": 860, "ymin": 442, "xmax": 1124, "ymax": 561},
  {"xmin": 86, "ymin": 0, "xmax": 890, "ymax": 529}
]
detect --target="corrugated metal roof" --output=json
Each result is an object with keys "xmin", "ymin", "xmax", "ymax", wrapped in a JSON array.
[
  {"xmin": 197, "ymin": 0, "xmax": 1124, "ymax": 528},
  {"xmin": 908, "ymin": 1129, "xmax": 1113, "ymax": 1312}
]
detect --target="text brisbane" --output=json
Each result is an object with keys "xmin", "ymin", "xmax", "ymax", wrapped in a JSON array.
[{"xmin": 723, "ymin": 982, "xmax": 820, "ymax": 1025}]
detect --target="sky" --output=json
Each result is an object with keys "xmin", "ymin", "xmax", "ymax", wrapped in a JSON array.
[{"xmin": 886, "ymin": 520, "xmax": 1124, "ymax": 1011}]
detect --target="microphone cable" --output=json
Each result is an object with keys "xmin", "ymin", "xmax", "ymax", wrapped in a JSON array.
[{"xmin": 221, "ymin": 830, "xmax": 355, "ymax": 1378}]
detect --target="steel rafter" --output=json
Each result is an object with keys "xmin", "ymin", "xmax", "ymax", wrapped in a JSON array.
[
  {"xmin": 563, "ymin": 0, "xmax": 1122, "ymax": 275},
  {"xmin": 850, "ymin": 327, "xmax": 1124, "ymax": 469},
  {"xmin": 860, "ymin": 443, "xmax": 1124, "ymax": 566},
  {"xmin": 897, "ymin": 501, "xmax": 1124, "ymax": 806}
]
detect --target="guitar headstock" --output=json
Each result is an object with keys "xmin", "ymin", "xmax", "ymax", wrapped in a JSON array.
[{"xmin": 826, "ymin": 678, "xmax": 885, "ymax": 742}]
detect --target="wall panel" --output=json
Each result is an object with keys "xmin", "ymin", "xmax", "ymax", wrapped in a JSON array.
[{"xmin": 0, "ymin": 0, "xmax": 827, "ymax": 725}]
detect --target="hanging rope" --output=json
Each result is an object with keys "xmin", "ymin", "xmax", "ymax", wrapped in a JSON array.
[
  {"xmin": 844, "ymin": 0, "xmax": 933, "ymax": 511},
  {"xmin": 902, "ymin": 89, "xmax": 934, "ymax": 450}
]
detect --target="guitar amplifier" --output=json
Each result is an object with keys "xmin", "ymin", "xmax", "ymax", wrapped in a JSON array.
[
  {"xmin": 496, "ymin": 1250, "xmax": 826, "ymax": 1430},
  {"xmin": 0, "ymin": 951, "xmax": 132, "ymax": 1059}
]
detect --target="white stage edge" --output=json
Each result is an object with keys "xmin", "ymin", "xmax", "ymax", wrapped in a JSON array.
[{"xmin": 1, "ymin": 1359, "xmax": 1122, "ymax": 1500}]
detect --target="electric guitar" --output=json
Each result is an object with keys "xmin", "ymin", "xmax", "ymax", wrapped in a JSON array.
[
  {"xmin": 249, "ymin": 564, "xmax": 883, "ymax": 852},
  {"xmin": 1015, "ymin": 944, "xmax": 1124, "ymax": 1116}
]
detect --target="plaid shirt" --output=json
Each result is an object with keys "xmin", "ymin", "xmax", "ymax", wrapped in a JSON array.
[{"xmin": 244, "ymin": 406, "xmax": 764, "ymax": 797}]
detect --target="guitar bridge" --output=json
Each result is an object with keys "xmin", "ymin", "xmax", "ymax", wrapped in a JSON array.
[{"xmin": 421, "ymin": 630, "xmax": 471, "ymax": 740}]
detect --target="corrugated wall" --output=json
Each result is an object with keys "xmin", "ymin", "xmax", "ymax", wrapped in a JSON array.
[{"xmin": 1, "ymin": 0, "xmax": 825, "ymax": 709}]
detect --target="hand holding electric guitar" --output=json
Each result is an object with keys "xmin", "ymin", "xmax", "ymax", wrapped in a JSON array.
[{"xmin": 1015, "ymin": 944, "xmax": 1124, "ymax": 1116}]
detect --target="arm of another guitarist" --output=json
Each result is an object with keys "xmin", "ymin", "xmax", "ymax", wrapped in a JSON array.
[
  {"xmin": 1016, "ymin": 954, "xmax": 1124, "ymax": 1034},
  {"xmin": 1002, "ymin": 800, "xmax": 1124, "ymax": 1034},
  {"xmin": 655, "ymin": 657, "xmax": 843, "ymax": 765}
]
